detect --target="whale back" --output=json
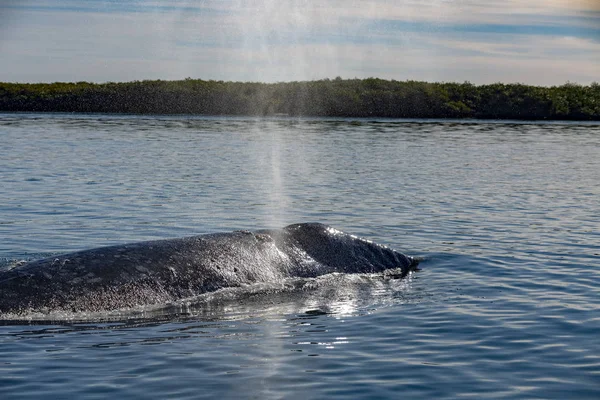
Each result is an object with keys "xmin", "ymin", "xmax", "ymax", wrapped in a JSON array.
[
  {"xmin": 0, "ymin": 223, "xmax": 416, "ymax": 315},
  {"xmin": 279, "ymin": 223, "xmax": 414, "ymax": 276},
  {"xmin": 0, "ymin": 232, "xmax": 290, "ymax": 314}
]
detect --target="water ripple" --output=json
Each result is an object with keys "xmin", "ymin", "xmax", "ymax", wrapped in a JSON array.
[{"xmin": 1, "ymin": 114, "xmax": 599, "ymax": 398}]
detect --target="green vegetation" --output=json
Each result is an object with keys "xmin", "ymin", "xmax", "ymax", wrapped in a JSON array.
[{"xmin": 1, "ymin": 78, "xmax": 599, "ymax": 120}]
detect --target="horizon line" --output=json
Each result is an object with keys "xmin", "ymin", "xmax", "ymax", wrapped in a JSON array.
[{"xmin": 2, "ymin": 77, "xmax": 598, "ymax": 88}]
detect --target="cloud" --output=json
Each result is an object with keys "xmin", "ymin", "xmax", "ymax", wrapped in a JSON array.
[{"xmin": 0, "ymin": 0, "xmax": 598, "ymax": 84}]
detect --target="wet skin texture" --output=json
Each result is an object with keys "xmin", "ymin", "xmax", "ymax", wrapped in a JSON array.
[{"xmin": 0, "ymin": 223, "xmax": 418, "ymax": 314}]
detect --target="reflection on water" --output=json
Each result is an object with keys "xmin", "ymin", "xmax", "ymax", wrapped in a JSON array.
[{"xmin": 0, "ymin": 271, "xmax": 423, "ymax": 397}]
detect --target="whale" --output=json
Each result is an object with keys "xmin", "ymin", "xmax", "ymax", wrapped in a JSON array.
[{"xmin": 0, "ymin": 223, "xmax": 418, "ymax": 315}]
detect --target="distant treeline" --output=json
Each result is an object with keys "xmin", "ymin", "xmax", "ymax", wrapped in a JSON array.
[{"xmin": 1, "ymin": 78, "xmax": 599, "ymax": 120}]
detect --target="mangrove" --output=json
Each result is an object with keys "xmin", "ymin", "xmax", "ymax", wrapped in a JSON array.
[{"xmin": 0, "ymin": 78, "xmax": 598, "ymax": 120}]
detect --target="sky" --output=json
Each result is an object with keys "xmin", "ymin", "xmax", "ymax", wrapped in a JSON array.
[{"xmin": 0, "ymin": 0, "xmax": 599, "ymax": 85}]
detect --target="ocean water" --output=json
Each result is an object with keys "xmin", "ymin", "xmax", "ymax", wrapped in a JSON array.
[{"xmin": 0, "ymin": 114, "xmax": 599, "ymax": 399}]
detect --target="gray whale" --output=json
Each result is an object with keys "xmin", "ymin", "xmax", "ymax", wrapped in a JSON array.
[{"xmin": 0, "ymin": 223, "xmax": 418, "ymax": 315}]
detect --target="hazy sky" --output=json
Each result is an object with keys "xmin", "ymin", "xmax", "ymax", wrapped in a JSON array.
[{"xmin": 1, "ymin": 0, "xmax": 599, "ymax": 85}]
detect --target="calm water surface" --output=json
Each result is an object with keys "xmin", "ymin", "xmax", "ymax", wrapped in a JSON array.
[{"xmin": 1, "ymin": 114, "xmax": 599, "ymax": 399}]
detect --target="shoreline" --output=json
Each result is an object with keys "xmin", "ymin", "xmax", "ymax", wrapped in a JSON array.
[
  {"xmin": 1, "ymin": 78, "xmax": 598, "ymax": 120},
  {"xmin": 3, "ymin": 111, "xmax": 600, "ymax": 124}
]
